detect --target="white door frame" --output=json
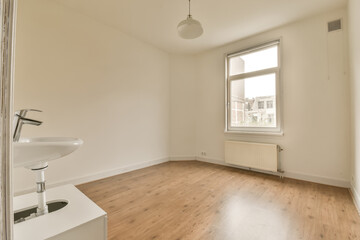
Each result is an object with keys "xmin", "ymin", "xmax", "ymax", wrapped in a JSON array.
[{"xmin": 0, "ymin": 0, "xmax": 17, "ymax": 239}]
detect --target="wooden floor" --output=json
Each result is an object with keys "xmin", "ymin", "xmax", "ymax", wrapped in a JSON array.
[{"xmin": 77, "ymin": 161, "xmax": 360, "ymax": 240}]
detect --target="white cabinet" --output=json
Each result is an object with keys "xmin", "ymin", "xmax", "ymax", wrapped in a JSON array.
[{"xmin": 14, "ymin": 185, "xmax": 107, "ymax": 240}]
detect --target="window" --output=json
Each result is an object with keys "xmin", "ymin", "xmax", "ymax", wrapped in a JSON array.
[
  {"xmin": 226, "ymin": 40, "xmax": 282, "ymax": 134},
  {"xmin": 258, "ymin": 101, "xmax": 264, "ymax": 109}
]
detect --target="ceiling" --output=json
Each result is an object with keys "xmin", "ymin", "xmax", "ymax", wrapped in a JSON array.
[{"xmin": 54, "ymin": 0, "xmax": 347, "ymax": 54}]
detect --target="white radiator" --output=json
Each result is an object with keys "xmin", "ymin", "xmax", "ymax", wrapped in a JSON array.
[{"xmin": 225, "ymin": 141, "xmax": 278, "ymax": 172}]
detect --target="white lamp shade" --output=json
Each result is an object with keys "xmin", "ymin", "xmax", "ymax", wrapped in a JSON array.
[{"xmin": 177, "ymin": 16, "xmax": 203, "ymax": 39}]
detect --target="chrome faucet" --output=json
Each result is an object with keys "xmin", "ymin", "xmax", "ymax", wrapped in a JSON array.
[{"xmin": 13, "ymin": 109, "xmax": 42, "ymax": 142}]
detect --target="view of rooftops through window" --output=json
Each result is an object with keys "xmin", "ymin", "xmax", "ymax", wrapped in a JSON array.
[{"xmin": 229, "ymin": 45, "xmax": 278, "ymax": 128}]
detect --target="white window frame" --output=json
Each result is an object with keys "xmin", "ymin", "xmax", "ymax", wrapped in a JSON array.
[{"xmin": 225, "ymin": 40, "xmax": 283, "ymax": 135}]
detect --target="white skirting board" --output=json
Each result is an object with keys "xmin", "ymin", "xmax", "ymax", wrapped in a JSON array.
[
  {"xmin": 14, "ymin": 157, "xmax": 169, "ymax": 196},
  {"xmin": 169, "ymin": 156, "xmax": 196, "ymax": 161},
  {"xmin": 197, "ymin": 156, "xmax": 281, "ymax": 177},
  {"xmin": 284, "ymin": 171, "xmax": 350, "ymax": 188},
  {"xmin": 350, "ymin": 185, "xmax": 360, "ymax": 215},
  {"xmin": 15, "ymin": 156, "xmax": 351, "ymax": 196},
  {"xmin": 196, "ymin": 156, "xmax": 350, "ymax": 188}
]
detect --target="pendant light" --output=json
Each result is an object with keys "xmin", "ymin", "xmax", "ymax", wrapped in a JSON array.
[{"xmin": 177, "ymin": 0, "xmax": 203, "ymax": 39}]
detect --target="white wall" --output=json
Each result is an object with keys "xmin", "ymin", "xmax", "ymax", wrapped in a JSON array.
[
  {"xmin": 348, "ymin": 0, "xmax": 360, "ymax": 209},
  {"xmin": 194, "ymin": 8, "xmax": 350, "ymax": 187},
  {"xmin": 14, "ymin": 0, "xmax": 352, "ymax": 194},
  {"xmin": 170, "ymin": 55, "xmax": 197, "ymax": 159},
  {"xmin": 14, "ymin": 0, "xmax": 170, "ymax": 193}
]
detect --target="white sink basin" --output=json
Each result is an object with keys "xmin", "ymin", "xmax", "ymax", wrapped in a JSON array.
[{"xmin": 14, "ymin": 137, "xmax": 83, "ymax": 169}]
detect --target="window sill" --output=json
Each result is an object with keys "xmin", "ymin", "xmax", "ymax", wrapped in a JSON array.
[{"xmin": 224, "ymin": 130, "xmax": 284, "ymax": 136}]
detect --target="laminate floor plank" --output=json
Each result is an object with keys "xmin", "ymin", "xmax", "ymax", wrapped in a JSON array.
[{"xmin": 77, "ymin": 161, "xmax": 360, "ymax": 240}]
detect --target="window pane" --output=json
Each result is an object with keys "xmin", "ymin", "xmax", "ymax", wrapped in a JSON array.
[
  {"xmin": 229, "ymin": 45, "xmax": 278, "ymax": 76},
  {"xmin": 230, "ymin": 73, "xmax": 276, "ymax": 128}
]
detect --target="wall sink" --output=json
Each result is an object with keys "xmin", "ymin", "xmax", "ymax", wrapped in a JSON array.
[{"xmin": 13, "ymin": 137, "xmax": 83, "ymax": 169}]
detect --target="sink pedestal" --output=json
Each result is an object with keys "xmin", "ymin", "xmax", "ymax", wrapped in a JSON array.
[{"xmin": 34, "ymin": 164, "xmax": 49, "ymax": 216}]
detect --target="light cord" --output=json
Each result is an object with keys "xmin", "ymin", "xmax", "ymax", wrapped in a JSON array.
[{"xmin": 188, "ymin": 0, "xmax": 191, "ymax": 17}]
